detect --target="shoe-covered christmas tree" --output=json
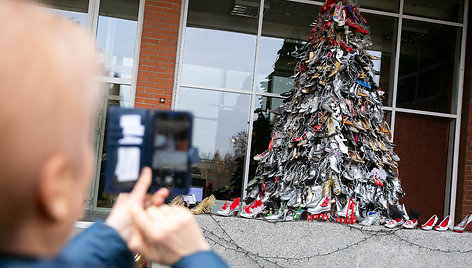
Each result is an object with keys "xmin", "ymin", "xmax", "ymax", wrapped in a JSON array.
[{"xmin": 232, "ymin": 0, "xmax": 406, "ymax": 223}]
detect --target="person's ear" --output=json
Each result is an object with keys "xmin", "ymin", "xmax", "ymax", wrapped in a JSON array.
[{"xmin": 37, "ymin": 153, "xmax": 75, "ymax": 222}]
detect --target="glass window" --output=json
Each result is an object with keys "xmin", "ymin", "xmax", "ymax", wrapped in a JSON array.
[
  {"xmin": 256, "ymin": 2, "xmax": 397, "ymax": 107},
  {"xmin": 40, "ymin": 0, "xmax": 89, "ymax": 26},
  {"xmin": 394, "ymin": 112, "xmax": 452, "ymax": 222},
  {"xmin": 248, "ymin": 96, "xmax": 283, "ymax": 179},
  {"xmin": 257, "ymin": 0, "xmax": 320, "ymax": 94},
  {"xmin": 96, "ymin": 0, "xmax": 139, "ymax": 80},
  {"xmin": 404, "ymin": 0, "xmax": 464, "ymax": 23},
  {"xmin": 178, "ymin": 87, "xmax": 251, "ymax": 200},
  {"xmin": 363, "ymin": 14, "xmax": 398, "ymax": 107},
  {"xmin": 108, "ymin": 84, "xmax": 133, "ymax": 107},
  {"xmin": 397, "ymin": 20, "xmax": 461, "ymax": 114},
  {"xmin": 181, "ymin": 0, "xmax": 260, "ymax": 90},
  {"xmin": 384, "ymin": 110, "xmax": 392, "ymax": 133},
  {"xmin": 358, "ymin": 0, "xmax": 399, "ymax": 13},
  {"xmin": 96, "ymin": 85, "xmax": 132, "ymax": 208}
]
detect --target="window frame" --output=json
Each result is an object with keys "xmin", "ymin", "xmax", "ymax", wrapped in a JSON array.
[{"xmin": 53, "ymin": 0, "xmax": 146, "ymax": 212}]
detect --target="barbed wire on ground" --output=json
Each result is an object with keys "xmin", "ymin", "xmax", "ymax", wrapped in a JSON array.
[{"xmin": 200, "ymin": 214, "xmax": 472, "ymax": 268}]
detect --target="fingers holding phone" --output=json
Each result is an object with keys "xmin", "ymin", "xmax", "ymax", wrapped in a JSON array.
[
  {"xmin": 129, "ymin": 205, "xmax": 210, "ymax": 266},
  {"xmin": 106, "ymin": 167, "xmax": 169, "ymax": 242}
]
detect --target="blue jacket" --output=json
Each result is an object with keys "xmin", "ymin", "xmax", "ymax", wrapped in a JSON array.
[{"xmin": 0, "ymin": 220, "xmax": 228, "ymax": 268}]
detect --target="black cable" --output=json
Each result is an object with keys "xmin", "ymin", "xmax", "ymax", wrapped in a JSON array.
[{"xmin": 199, "ymin": 214, "xmax": 472, "ymax": 268}]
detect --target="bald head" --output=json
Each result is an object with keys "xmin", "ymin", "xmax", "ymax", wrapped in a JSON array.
[{"xmin": 0, "ymin": 0, "xmax": 100, "ymax": 251}]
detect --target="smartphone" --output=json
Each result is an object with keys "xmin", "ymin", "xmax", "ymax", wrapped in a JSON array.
[
  {"xmin": 105, "ymin": 107, "xmax": 194, "ymax": 195},
  {"xmin": 151, "ymin": 112, "xmax": 191, "ymax": 189}
]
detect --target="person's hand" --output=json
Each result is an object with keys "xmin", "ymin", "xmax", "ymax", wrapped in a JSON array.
[
  {"xmin": 105, "ymin": 167, "xmax": 169, "ymax": 242},
  {"xmin": 128, "ymin": 205, "xmax": 210, "ymax": 266}
]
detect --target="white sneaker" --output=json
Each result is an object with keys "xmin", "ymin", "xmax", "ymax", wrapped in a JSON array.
[
  {"xmin": 402, "ymin": 219, "xmax": 418, "ymax": 229},
  {"xmin": 385, "ymin": 218, "xmax": 405, "ymax": 228}
]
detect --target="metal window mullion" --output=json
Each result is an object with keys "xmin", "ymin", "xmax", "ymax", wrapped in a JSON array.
[
  {"xmin": 242, "ymin": 0, "xmax": 265, "ymax": 200},
  {"xmin": 86, "ymin": 0, "xmax": 96, "ymax": 33},
  {"xmin": 90, "ymin": 0, "xmax": 100, "ymax": 39},
  {"xmin": 358, "ymin": 8, "xmax": 400, "ymax": 18},
  {"xmin": 91, "ymin": 86, "xmax": 110, "ymax": 211},
  {"xmin": 255, "ymin": 92, "xmax": 284, "ymax": 98},
  {"xmin": 180, "ymin": 84, "xmax": 254, "ymax": 95},
  {"xmin": 393, "ymin": 108, "xmax": 458, "ymax": 119},
  {"xmin": 85, "ymin": 0, "xmax": 97, "ymax": 211},
  {"xmin": 402, "ymin": 14, "xmax": 463, "ymax": 27},
  {"xmin": 130, "ymin": 0, "xmax": 146, "ymax": 108},
  {"xmin": 285, "ymin": 0, "xmax": 323, "ymax": 7},
  {"xmin": 173, "ymin": 0, "xmax": 190, "ymax": 110},
  {"xmin": 98, "ymin": 76, "xmax": 132, "ymax": 85},
  {"xmin": 389, "ymin": 0, "xmax": 404, "ymax": 141},
  {"xmin": 448, "ymin": 0, "xmax": 469, "ymax": 228},
  {"xmin": 88, "ymin": 0, "xmax": 102, "ymax": 212}
]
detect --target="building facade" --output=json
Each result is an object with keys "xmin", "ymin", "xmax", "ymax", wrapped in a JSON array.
[{"xmin": 43, "ymin": 0, "xmax": 472, "ymax": 224}]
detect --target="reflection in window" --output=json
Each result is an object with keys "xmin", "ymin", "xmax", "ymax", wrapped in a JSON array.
[
  {"xmin": 363, "ymin": 13, "xmax": 398, "ymax": 107},
  {"xmin": 96, "ymin": 0, "xmax": 139, "ymax": 80},
  {"xmin": 248, "ymin": 96, "xmax": 283, "ymax": 179},
  {"xmin": 256, "ymin": 2, "xmax": 397, "ymax": 107},
  {"xmin": 181, "ymin": 0, "xmax": 259, "ymax": 90},
  {"xmin": 358, "ymin": 0, "xmax": 399, "ymax": 12},
  {"xmin": 97, "ymin": 98, "xmax": 129, "ymax": 208},
  {"xmin": 404, "ymin": 0, "xmax": 464, "ymax": 23},
  {"xmin": 178, "ymin": 87, "xmax": 251, "ymax": 201},
  {"xmin": 397, "ymin": 20, "xmax": 461, "ymax": 114},
  {"xmin": 257, "ymin": 0, "xmax": 319, "ymax": 94},
  {"xmin": 108, "ymin": 84, "xmax": 132, "ymax": 107},
  {"xmin": 40, "ymin": 0, "xmax": 88, "ymax": 26}
]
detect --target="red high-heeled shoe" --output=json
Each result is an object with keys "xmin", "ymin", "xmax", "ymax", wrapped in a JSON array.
[
  {"xmin": 434, "ymin": 215, "xmax": 449, "ymax": 231},
  {"xmin": 216, "ymin": 197, "xmax": 240, "ymax": 217},
  {"xmin": 453, "ymin": 213, "xmax": 472, "ymax": 233},
  {"xmin": 421, "ymin": 215, "xmax": 438, "ymax": 231}
]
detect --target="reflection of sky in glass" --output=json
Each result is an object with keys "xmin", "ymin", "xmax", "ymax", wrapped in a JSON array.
[
  {"xmin": 367, "ymin": 50, "xmax": 382, "ymax": 85},
  {"xmin": 257, "ymin": 37, "xmax": 284, "ymax": 92},
  {"xmin": 97, "ymin": 16, "xmax": 137, "ymax": 80},
  {"xmin": 181, "ymin": 27, "xmax": 256, "ymax": 91},
  {"xmin": 50, "ymin": 8, "xmax": 87, "ymax": 26},
  {"xmin": 177, "ymin": 88, "xmax": 250, "ymax": 158}
]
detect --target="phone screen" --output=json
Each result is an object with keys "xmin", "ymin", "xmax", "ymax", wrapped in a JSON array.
[{"xmin": 151, "ymin": 113, "xmax": 190, "ymax": 188}]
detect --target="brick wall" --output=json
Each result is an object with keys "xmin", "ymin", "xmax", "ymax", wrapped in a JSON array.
[
  {"xmin": 457, "ymin": 3, "xmax": 472, "ymax": 224},
  {"xmin": 135, "ymin": 0, "xmax": 181, "ymax": 110}
]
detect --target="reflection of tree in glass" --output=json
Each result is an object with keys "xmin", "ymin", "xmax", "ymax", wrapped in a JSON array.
[
  {"xmin": 195, "ymin": 131, "xmax": 248, "ymax": 201},
  {"xmin": 248, "ymin": 108, "xmax": 272, "ymax": 180},
  {"xmin": 227, "ymin": 131, "xmax": 248, "ymax": 201},
  {"xmin": 231, "ymin": 131, "xmax": 248, "ymax": 158},
  {"xmin": 260, "ymin": 41, "xmax": 299, "ymax": 94}
]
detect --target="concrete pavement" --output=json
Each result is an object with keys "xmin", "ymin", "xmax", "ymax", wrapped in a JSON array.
[{"xmin": 192, "ymin": 214, "xmax": 472, "ymax": 268}]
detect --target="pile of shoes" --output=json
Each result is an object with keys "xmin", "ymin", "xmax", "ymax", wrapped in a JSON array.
[{"xmin": 238, "ymin": 0, "xmax": 406, "ymax": 223}]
